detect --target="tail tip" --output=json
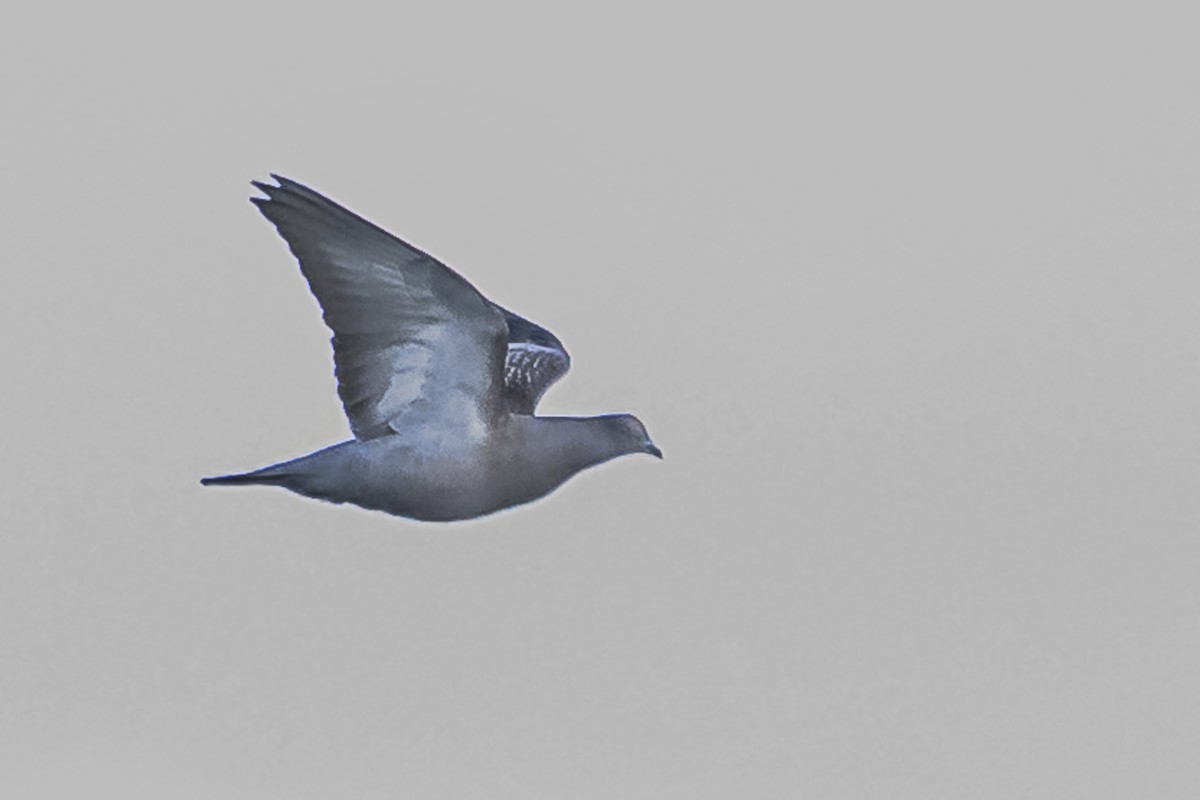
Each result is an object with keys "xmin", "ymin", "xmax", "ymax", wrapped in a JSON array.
[
  {"xmin": 200, "ymin": 473, "xmax": 249, "ymax": 487},
  {"xmin": 200, "ymin": 470, "xmax": 287, "ymax": 488}
]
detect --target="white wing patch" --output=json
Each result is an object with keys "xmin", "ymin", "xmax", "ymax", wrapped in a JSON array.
[{"xmin": 381, "ymin": 342, "xmax": 434, "ymax": 409}]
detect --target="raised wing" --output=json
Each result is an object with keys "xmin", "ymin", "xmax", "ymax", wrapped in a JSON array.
[
  {"xmin": 250, "ymin": 175, "xmax": 508, "ymax": 441},
  {"xmin": 496, "ymin": 306, "xmax": 571, "ymax": 414}
]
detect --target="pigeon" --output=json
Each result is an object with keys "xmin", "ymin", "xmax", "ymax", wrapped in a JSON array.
[{"xmin": 201, "ymin": 175, "xmax": 661, "ymax": 521}]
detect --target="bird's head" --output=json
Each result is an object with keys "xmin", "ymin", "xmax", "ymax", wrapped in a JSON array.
[{"xmin": 604, "ymin": 413, "xmax": 663, "ymax": 459}]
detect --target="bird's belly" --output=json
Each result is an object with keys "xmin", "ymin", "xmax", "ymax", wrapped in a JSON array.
[
  {"xmin": 346, "ymin": 447, "xmax": 497, "ymax": 521},
  {"xmin": 313, "ymin": 436, "xmax": 566, "ymax": 522}
]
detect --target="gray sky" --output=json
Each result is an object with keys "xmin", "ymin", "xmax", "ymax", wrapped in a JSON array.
[{"xmin": 2, "ymin": 3, "xmax": 1198, "ymax": 798}]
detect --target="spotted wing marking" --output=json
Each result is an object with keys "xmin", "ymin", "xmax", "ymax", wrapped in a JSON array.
[{"xmin": 503, "ymin": 341, "xmax": 570, "ymax": 414}]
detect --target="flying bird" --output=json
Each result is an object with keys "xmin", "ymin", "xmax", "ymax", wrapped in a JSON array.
[{"xmin": 202, "ymin": 176, "xmax": 661, "ymax": 521}]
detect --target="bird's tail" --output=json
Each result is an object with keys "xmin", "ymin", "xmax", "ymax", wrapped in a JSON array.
[
  {"xmin": 200, "ymin": 466, "xmax": 294, "ymax": 488},
  {"xmin": 201, "ymin": 442, "xmax": 354, "ymax": 498}
]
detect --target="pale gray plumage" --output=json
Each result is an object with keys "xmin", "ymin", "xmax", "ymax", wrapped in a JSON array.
[{"xmin": 202, "ymin": 175, "xmax": 660, "ymax": 521}]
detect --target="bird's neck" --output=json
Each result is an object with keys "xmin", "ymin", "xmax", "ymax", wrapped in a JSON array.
[{"xmin": 509, "ymin": 415, "xmax": 635, "ymax": 477}]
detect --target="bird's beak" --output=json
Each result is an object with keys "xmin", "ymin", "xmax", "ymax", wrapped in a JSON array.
[{"xmin": 645, "ymin": 442, "xmax": 663, "ymax": 459}]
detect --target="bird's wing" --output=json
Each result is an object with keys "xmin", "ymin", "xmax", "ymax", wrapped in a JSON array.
[
  {"xmin": 494, "ymin": 306, "xmax": 572, "ymax": 414},
  {"xmin": 251, "ymin": 175, "xmax": 508, "ymax": 441}
]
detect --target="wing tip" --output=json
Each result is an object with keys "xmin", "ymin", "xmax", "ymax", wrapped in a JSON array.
[
  {"xmin": 251, "ymin": 174, "xmax": 332, "ymax": 213},
  {"xmin": 249, "ymin": 175, "xmax": 320, "ymax": 219},
  {"xmin": 250, "ymin": 174, "xmax": 302, "ymax": 196},
  {"xmin": 249, "ymin": 180, "xmax": 275, "ymax": 202}
]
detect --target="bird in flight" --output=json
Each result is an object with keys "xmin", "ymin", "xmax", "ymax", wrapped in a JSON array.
[{"xmin": 202, "ymin": 176, "xmax": 661, "ymax": 521}]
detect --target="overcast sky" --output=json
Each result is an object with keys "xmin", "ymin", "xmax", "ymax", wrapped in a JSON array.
[{"xmin": 2, "ymin": 3, "xmax": 1198, "ymax": 798}]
